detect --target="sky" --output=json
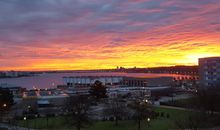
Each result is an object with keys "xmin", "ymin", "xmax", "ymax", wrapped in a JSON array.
[{"xmin": 0, "ymin": 0, "xmax": 220, "ymax": 71}]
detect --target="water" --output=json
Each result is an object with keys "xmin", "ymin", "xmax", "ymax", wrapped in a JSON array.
[{"xmin": 0, "ymin": 72, "xmax": 188, "ymax": 89}]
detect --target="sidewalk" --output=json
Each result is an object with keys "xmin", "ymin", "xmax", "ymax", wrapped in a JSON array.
[
  {"xmin": 158, "ymin": 105, "xmax": 192, "ymax": 111},
  {"xmin": 0, "ymin": 123, "xmax": 35, "ymax": 130}
]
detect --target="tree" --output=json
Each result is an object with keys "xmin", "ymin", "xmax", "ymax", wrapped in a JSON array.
[
  {"xmin": 194, "ymin": 86, "xmax": 220, "ymax": 114},
  {"xmin": 129, "ymin": 100, "xmax": 152, "ymax": 130},
  {"xmin": 0, "ymin": 87, "xmax": 14, "ymax": 110},
  {"xmin": 89, "ymin": 80, "xmax": 107, "ymax": 101},
  {"xmin": 174, "ymin": 86, "xmax": 220, "ymax": 130},
  {"xmin": 0, "ymin": 87, "xmax": 14, "ymax": 121},
  {"xmin": 64, "ymin": 95, "xmax": 92, "ymax": 130},
  {"xmin": 104, "ymin": 96, "xmax": 127, "ymax": 126}
]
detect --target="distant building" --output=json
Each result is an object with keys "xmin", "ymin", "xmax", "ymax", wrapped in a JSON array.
[
  {"xmin": 122, "ymin": 77, "xmax": 172, "ymax": 87},
  {"xmin": 5, "ymin": 71, "xmax": 18, "ymax": 77},
  {"xmin": 199, "ymin": 57, "xmax": 220, "ymax": 87},
  {"xmin": 63, "ymin": 75, "xmax": 173, "ymax": 98},
  {"xmin": 63, "ymin": 76, "xmax": 123, "ymax": 87},
  {"xmin": 0, "ymin": 83, "xmax": 25, "ymax": 97},
  {"xmin": 63, "ymin": 75, "xmax": 173, "ymax": 88}
]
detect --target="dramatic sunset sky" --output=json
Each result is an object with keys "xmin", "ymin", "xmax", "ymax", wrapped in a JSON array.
[{"xmin": 0, "ymin": 0, "xmax": 220, "ymax": 71}]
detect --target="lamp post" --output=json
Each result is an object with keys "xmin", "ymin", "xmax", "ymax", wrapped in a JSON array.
[
  {"xmin": 23, "ymin": 116, "xmax": 26, "ymax": 128},
  {"xmin": 1, "ymin": 104, "xmax": 7, "ymax": 122},
  {"xmin": 145, "ymin": 99, "xmax": 148, "ymax": 103},
  {"xmin": 147, "ymin": 118, "xmax": 150, "ymax": 122},
  {"xmin": 24, "ymin": 116, "xmax": 29, "ymax": 130},
  {"xmin": 34, "ymin": 114, "xmax": 38, "ymax": 129},
  {"xmin": 3, "ymin": 104, "xmax": 7, "ymax": 108},
  {"xmin": 147, "ymin": 118, "xmax": 150, "ymax": 128}
]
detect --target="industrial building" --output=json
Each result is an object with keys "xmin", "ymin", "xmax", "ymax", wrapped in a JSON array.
[
  {"xmin": 63, "ymin": 76, "xmax": 173, "ymax": 88},
  {"xmin": 63, "ymin": 75, "xmax": 173, "ymax": 98},
  {"xmin": 63, "ymin": 76, "xmax": 123, "ymax": 87},
  {"xmin": 122, "ymin": 77, "xmax": 172, "ymax": 87}
]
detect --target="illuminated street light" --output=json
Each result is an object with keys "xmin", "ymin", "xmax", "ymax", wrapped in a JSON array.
[
  {"xmin": 3, "ymin": 104, "xmax": 7, "ymax": 107},
  {"xmin": 146, "ymin": 117, "xmax": 151, "ymax": 128},
  {"xmin": 24, "ymin": 116, "xmax": 27, "ymax": 121},
  {"xmin": 147, "ymin": 118, "xmax": 150, "ymax": 122}
]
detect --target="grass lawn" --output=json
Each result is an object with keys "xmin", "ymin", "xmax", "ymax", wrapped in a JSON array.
[
  {"xmin": 160, "ymin": 97, "xmax": 197, "ymax": 108},
  {"xmin": 16, "ymin": 107, "xmax": 191, "ymax": 130},
  {"xmin": 151, "ymin": 107, "xmax": 192, "ymax": 130}
]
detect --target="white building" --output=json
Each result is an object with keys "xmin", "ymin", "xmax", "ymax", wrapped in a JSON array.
[{"xmin": 63, "ymin": 76, "xmax": 123, "ymax": 87}]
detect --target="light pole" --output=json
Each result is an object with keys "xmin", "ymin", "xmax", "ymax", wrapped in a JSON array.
[
  {"xmin": 24, "ymin": 116, "xmax": 29, "ymax": 130},
  {"xmin": 145, "ymin": 99, "xmax": 148, "ymax": 103},
  {"xmin": 2, "ymin": 104, "xmax": 7, "ymax": 122},
  {"xmin": 3, "ymin": 104, "xmax": 7, "ymax": 108},
  {"xmin": 34, "ymin": 114, "xmax": 38, "ymax": 129},
  {"xmin": 23, "ymin": 116, "xmax": 27, "ymax": 129},
  {"xmin": 147, "ymin": 117, "xmax": 150, "ymax": 128}
]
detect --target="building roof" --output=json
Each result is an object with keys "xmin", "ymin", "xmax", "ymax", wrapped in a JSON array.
[
  {"xmin": 37, "ymin": 100, "xmax": 50, "ymax": 105},
  {"xmin": 199, "ymin": 57, "xmax": 220, "ymax": 60}
]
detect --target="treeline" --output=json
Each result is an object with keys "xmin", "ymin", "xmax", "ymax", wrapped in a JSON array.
[{"xmin": 102, "ymin": 65, "xmax": 199, "ymax": 74}]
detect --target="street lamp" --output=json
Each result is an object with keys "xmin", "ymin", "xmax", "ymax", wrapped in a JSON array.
[
  {"xmin": 0, "ymin": 104, "xmax": 7, "ymax": 122},
  {"xmin": 147, "ymin": 117, "xmax": 151, "ymax": 128},
  {"xmin": 35, "ymin": 114, "xmax": 38, "ymax": 129},
  {"xmin": 24, "ymin": 116, "xmax": 28, "ymax": 128},
  {"xmin": 3, "ymin": 104, "xmax": 7, "ymax": 107},
  {"xmin": 145, "ymin": 99, "xmax": 148, "ymax": 103}
]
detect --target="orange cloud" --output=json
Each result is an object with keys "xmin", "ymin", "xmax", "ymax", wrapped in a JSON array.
[{"xmin": 0, "ymin": 0, "xmax": 220, "ymax": 71}]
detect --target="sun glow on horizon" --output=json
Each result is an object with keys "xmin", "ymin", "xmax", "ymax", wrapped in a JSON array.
[
  {"xmin": 1, "ymin": 54, "xmax": 220, "ymax": 71},
  {"xmin": 185, "ymin": 53, "xmax": 219, "ymax": 65},
  {"xmin": 0, "ymin": 0, "xmax": 220, "ymax": 71}
]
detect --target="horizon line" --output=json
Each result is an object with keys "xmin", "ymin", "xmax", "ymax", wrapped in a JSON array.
[{"xmin": 0, "ymin": 65, "xmax": 199, "ymax": 72}]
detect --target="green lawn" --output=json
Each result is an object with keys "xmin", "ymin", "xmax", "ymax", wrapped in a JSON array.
[
  {"xmin": 16, "ymin": 107, "xmax": 191, "ymax": 130},
  {"xmin": 151, "ymin": 107, "xmax": 192, "ymax": 130},
  {"xmin": 160, "ymin": 97, "xmax": 197, "ymax": 108}
]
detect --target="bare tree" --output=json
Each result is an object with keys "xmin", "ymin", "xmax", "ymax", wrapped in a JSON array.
[
  {"xmin": 64, "ymin": 95, "xmax": 92, "ymax": 130},
  {"xmin": 0, "ymin": 87, "xmax": 14, "ymax": 122},
  {"xmin": 195, "ymin": 86, "xmax": 220, "ymax": 114},
  {"xmin": 129, "ymin": 100, "xmax": 152, "ymax": 130},
  {"xmin": 174, "ymin": 86, "xmax": 220, "ymax": 130},
  {"xmin": 104, "ymin": 97, "xmax": 127, "ymax": 126}
]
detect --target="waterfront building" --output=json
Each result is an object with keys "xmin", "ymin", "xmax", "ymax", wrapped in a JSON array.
[
  {"xmin": 63, "ymin": 76, "xmax": 123, "ymax": 87},
  {"xmin": 122, "ymin": 77, "xmax": 172, "ymax": 87},
  {"xmin": 63, "ymin": 75, "xmax": 173, "ymax": 88},
  {"xmin": 62, "ymin": 75, "xmax": 173, "ymax": 98},
  {"xmin": 0, "ymin": 83, "xmax": 25, "ymax": 97}
]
